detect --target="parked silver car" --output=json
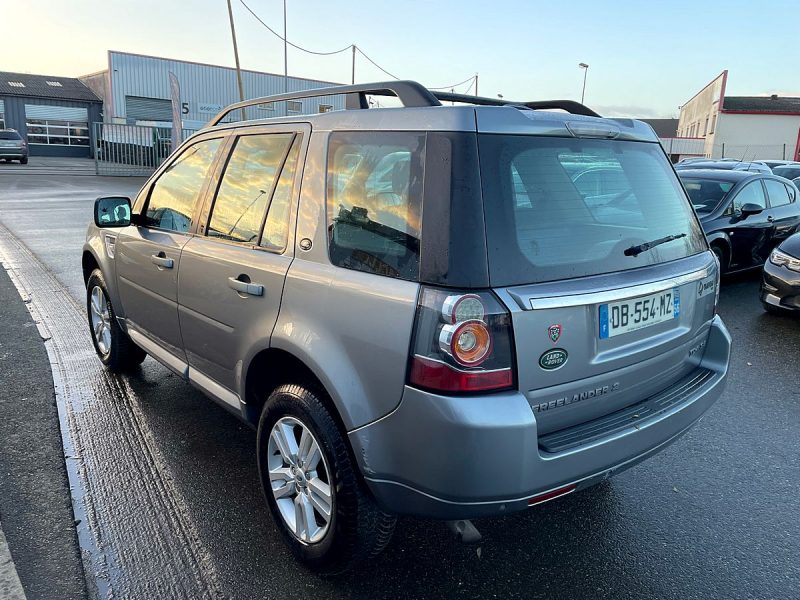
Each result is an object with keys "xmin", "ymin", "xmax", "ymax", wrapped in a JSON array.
[
  {"xmin": 0, "ymin": 129, "xmax": 28, "ymax": 164},
  {"xmin": 82, "ymin": 82, "xmax": 731, "ymax": 573}
]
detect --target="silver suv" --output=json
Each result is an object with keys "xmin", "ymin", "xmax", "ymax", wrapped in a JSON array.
[{"xmin": 82, "ymin": 82, "xmax": 731, "ymax": 573}]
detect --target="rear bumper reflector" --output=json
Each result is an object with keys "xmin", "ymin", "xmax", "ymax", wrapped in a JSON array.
[{"xmin": 527, "ymin": 484, "xmax": 577, "ymax": 507}]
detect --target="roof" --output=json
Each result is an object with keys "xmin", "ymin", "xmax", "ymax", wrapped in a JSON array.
[
  {"xmin": 0, "ymin": 72, "xmax": 100, "ymax": 103},
  {"xmin": 640, "ymin": 118, "xmax": 678, "ymax": 137},
  {"xmin": 676, "ymin": 168, "xmax": 761, "ymax": 182},
  {"xmin": 723, "ymin": 95, "xmax": 800, "ymax": 114}
]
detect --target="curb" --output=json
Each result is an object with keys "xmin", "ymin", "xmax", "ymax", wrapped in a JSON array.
[{"xmin": 0, "ymin": 521, "xmax": 27, "ymax": 600}]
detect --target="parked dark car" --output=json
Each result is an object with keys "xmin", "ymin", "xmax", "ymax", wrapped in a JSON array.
[
  {"xmin": 761, "ymin": 232, "xmax": 800, "ymax": 314},
  {"xmin": 675, "ymin": 160, "xmax": 772, "ymax": 174},
  {"xmin": 678, "ymin": 169, "xmax": 800, "ymax": 273},
  {"xmin": 773, "ymin": 164, "xmax": 800, "ymax": 181}
]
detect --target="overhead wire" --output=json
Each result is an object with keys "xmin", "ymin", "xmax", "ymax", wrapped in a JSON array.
[
  {"xmin": 238, "ymin": 0, "xmax": 477, "ymax": 92},
  {"xmin": 238, "ymin": 0, "xmax": 352, "ymax": 55}
]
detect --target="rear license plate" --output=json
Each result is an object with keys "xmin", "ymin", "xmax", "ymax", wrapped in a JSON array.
[{"xmin": 599, "ymin": 289, "xmax": 679, "ymax": 339}]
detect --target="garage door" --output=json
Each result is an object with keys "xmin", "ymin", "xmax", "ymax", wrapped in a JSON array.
[
  {"xmin": 125, "ymin": 96, "xmax": 172, "ymax": 122},
  {"xmin": 25, "ymin": 104, "xmax": 90, "ymax": 148}
]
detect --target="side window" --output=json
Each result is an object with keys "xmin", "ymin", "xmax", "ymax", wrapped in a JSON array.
[
  {"xmin": 261, "ymin": 136, "xmax": 301, "ymax": 251},
  {"xmin": 764, "ymin": 179, "xmax": 792, "ymax": 207},
  {"xmin": 786, "ymin": 183, "xmax": 797, "ymax": 203},
  {"xmin": 144, "ymin": 138, "xmax": 222, "ymax": 232},
  {"xmin": 207, "ymin": 133, "xmax": 294, "ymax": 244},
  {"xmin": 731, "ymin": 181, "xmax": 767, "ymax": 213},
  {"xmin": 327, "ymin": 132, "xmax": 424, "ymax": 281}
]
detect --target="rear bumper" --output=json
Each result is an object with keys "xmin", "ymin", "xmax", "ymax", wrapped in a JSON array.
[
  {"xmin": 761, "ymin": 260, "xmax": 800, "ymax": 310},
  {"xmin": 350, "ymin": 316, "xmax": 730, "ymax": 519},
  {"xmin": 0, "ymin": 146, "xmax": 26, "ymax": 158}
]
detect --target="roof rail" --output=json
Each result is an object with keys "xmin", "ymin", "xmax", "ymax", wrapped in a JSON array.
[
  {"xmin": 432, "ymin": 91, "xmax": 601, "ymax": 117},
  {"xmin": 206, "ymin": 80, "xmax": 601, "ymax": 126},
  {"xmin": 208, "ymin": 80, "xmax": 441, "ymax": 126}
]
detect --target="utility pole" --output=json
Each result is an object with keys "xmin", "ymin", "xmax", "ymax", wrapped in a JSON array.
[
  {"xmin": 351, "ymin": 45, "xmax": 356, "ymax": 84},
  {"xmin": 475, "ymin": 73, "xmax": 478, "ymax": 96},
  {"xmin": 226, "ymin": 0, "xmax": 246, "ymax": 119},
  {"xmin": 283, "ymin": 0, "xmax": 288, "ymax": 93}
]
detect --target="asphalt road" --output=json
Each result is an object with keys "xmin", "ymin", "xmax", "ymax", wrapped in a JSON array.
[{"xmin": 0, "ymin": 165, "xmax": 798, "ymax": 599}]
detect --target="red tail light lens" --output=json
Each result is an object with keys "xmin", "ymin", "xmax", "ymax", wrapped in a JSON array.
[{"xmin": 408, "ymin": 287, "xmax": 515, "ymax": 394}]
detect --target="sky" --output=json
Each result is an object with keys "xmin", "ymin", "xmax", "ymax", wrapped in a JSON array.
[{"xmin": 3, "ymin": 0, "xmax": 800, "ymax": 118}]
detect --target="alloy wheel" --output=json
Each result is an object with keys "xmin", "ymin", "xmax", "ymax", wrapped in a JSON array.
[
  {"xmin": 267, "ymin": 416, "xmax": 333, "ymax": 544},
  {"xmin": 89, "ymin": 285, "xmax": 112, "ymax": 355}
]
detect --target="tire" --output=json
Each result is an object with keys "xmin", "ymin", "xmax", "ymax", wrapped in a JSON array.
[
  {"xmin": 256, "ymin": 384, "xmax": 396, "ymax": 574},
  {"xmin": 711, "ymin": 244, "xmax": 728, "ymax": 275},
  {"xmin": 86, "ymin": 269, "xmax": 146, "ymax": 372},
  {"xmin": 20, "ymin": 156, "xmax": 28, "ymax": 165}
]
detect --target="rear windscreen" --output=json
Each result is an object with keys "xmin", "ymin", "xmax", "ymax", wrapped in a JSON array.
[
  {"xmin": 0, "ymin": 131, "xmax": 21, "ymax": 140},
  {"xmin": 479, "ymin": 135, "xmax": 707, "ymax": 286}
]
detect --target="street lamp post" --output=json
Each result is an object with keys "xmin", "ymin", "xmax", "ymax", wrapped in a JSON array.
[{"xmin": 579, "ymin": 62, "xmax": 589, "ymax": 104}]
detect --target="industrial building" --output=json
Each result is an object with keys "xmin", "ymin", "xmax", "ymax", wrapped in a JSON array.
[
  {"xmin": 678, "ymin": 71, "xmax": 800, "ymax": 160},
  {"xmin": 80, "ymin": 51, "xmax": 345, "ymax": 129},
  {"xmin": 0, "ymin": 72, "xmax": 102, "ymax": 157}
]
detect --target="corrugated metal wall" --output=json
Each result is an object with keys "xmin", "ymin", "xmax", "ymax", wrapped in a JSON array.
[{"xmin": 108, "ymin": 51, "xmax": 345, "ymax": 124}]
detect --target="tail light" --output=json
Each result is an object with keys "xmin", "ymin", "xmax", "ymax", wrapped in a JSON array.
[{"xmin": 408, "ymin": 286, "xmax": 516, "ymax": 393}]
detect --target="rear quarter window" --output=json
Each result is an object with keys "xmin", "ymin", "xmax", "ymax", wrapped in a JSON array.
[{"xmin": 326, "ymin": 132, "xmax": 424, "ymax": 281}]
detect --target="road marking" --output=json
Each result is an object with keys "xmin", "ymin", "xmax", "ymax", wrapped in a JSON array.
[{"xmin": 0, "ymin": 223, "xmax": 224, "ymax": 600}]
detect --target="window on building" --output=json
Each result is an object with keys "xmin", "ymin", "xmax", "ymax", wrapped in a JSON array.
[
  {"xmin": 257, "ymin": 101, "xmax": 275, "ymax": 111},
  {"xmin": 703, "ymin": 118, "xmax": 708, "ymax": 136},
  {"xmin": 207, "ymin": 133, "xmax": 294, "ymax": 245},
  {"xmin": 327, "ymin": 131, "xmax": 425, "ymax": 281},
  {"xmin": 7, "ymin": 81, "xmax": 25, "ymax": 88},
  {"xmin": 26, "ymin": 119, "xmax": 90, "ymax": 146},
  {"xmin": 318, "ymin": 104, "xmax": 333, "ymax": 113},
  {"xmin": 287, "ymin": 101, "xmax": 302, "ymax": 113},
  {"xmin": 0, "ymin": 113, "xmax": 5, "ymax": 129},
  {"xmin": 46, "ymin": 81, "xmax": 63, "ymax": 87},
  {"xmin": 144, "ymin": 138, "xmax": 223, "ymax": 232},
  {"xmin": 710, "ymin": 114, "xmax": 717, "ymax": 133}
]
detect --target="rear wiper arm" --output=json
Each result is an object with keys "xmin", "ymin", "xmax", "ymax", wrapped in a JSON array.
[{"xmin": 624, "ymin": 233, "xmax": 686, "ymax": 257}]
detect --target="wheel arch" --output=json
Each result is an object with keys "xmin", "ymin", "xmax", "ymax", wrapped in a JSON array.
[
  {"xmin": 706, "ymin": 232, "xmax": 731, "ymax": 269},
  {"xmin": 242, "ymin": 348, "xmax": 349, "ymax": 438}
]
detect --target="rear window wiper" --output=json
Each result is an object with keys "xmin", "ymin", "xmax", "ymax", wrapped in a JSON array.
[{"xmin": 624, "ymin": 233, "xmax": 686, "ymax": 257}]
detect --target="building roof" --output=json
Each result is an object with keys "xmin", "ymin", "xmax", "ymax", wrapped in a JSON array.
[
  {"xmin": 0, "ymin": 72, "xmax": 100, "ymax": 103},
  {"xmin": 723, "ymin": 95, "xmax": 800, "ymax": 114},
  {"xmin": 640, "ymin": 118, "xmax": 679, "ymax": 137}
]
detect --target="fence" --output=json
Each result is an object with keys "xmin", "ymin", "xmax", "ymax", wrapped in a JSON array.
[
  {"xmin": 709, "ymin": 144, "xmax": 797, "ymax": 161},
  {"xmin": 93, "ymin": 123, "xmax": 198, "ymax": 176}
]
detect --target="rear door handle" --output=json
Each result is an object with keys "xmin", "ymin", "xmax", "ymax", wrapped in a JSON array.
[
  {"xmin": 228, "ymin": 276, "xmax": 264, "ymax": 297},
  {"xmin": 767, "ymin": 215, "xmax": 775, "ymax": 222},
  {"xmin": 151, "ymin": 253, "xmax": 174, "ymax": 269}
]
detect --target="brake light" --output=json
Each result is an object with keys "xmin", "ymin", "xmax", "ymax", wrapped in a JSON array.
[{"xmin": 408, "ymin": 287, "xmax": 516, "ymax": 393}]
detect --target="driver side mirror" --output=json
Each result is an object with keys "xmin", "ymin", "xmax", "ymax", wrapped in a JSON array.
[
  {"xmin": 94, "ymin": 196, "xmax": 132, "ymax": 228},
  {"xmin": 739, "ymin": 203, "xmax": 764, "ymax": 218}
]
